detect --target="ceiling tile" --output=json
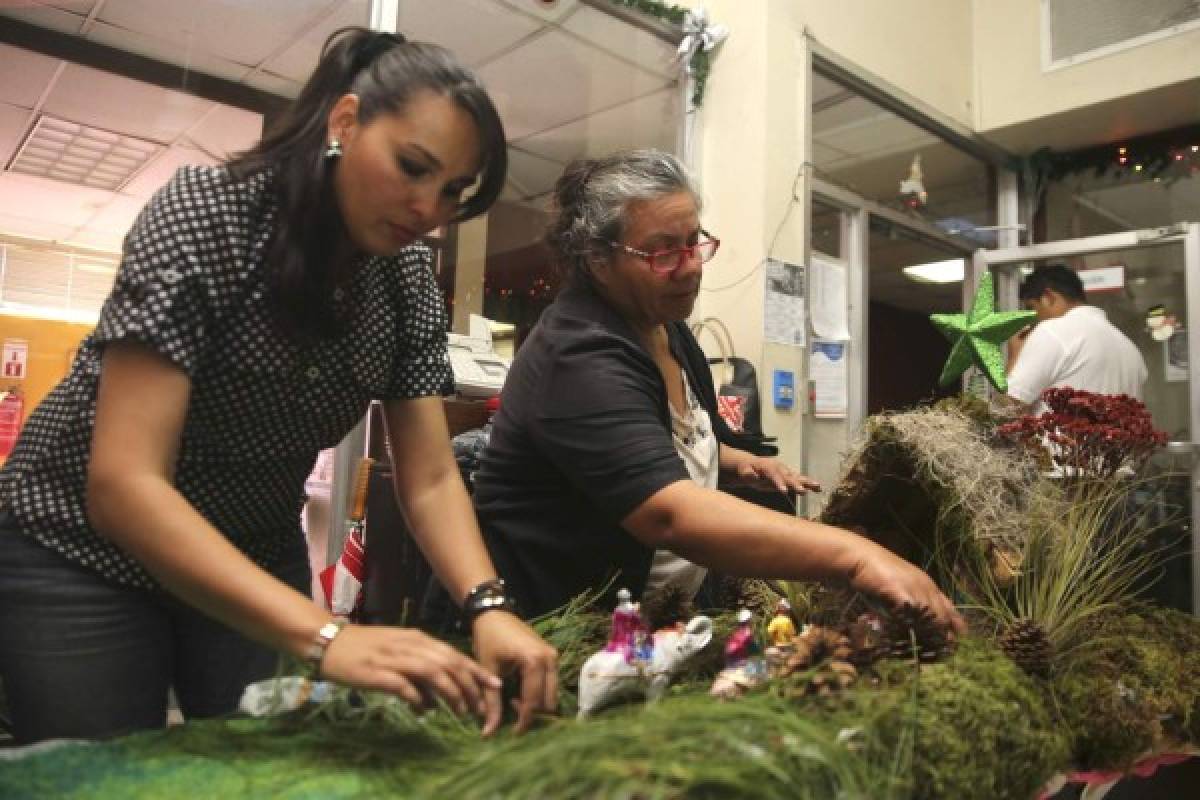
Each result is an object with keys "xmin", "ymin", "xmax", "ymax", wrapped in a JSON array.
[
  {"xmin": 61, "ymin": 227, "xmax": 124, "ymax": 251},
  {"xmin": 0, "ymin": 171, "xmax": 114, "ymax": 231},
  {"xmin": 42, "ymin": 62, "xmax": 213, "ymax": 144},
  {"xmin": 813, "ymin": 141, "xmax": 851, "ymax": 163},
  {"xmin": 560, "ymin": 4, "xmax": 678, "ymax": 78},
  {"xmin": 479, "ymin": 28, "xmax": 672, "ymax": 140},
  {"xmin": 514, "ymin": 87, "xmax": 679, "ymax": 164},
  {"xmin": 0, "ymin": 44, "xmax": 64, "ymax": 108},
  {"xmin": 120, "ymin": 144, "xmax": 217, "ymax": 199},
  {"xmin": 260, "ymin": 0, "xmax": 369, "ymax": 83},
  {"xmin": 43, "ymin": 1, "xmax": 100, "ymax": 13},
  {"xmin": 0, "ymin": 5, "xmax": 88, "ymax": 35},
  {"xmin": 0, "ymin": 212, "xmax": 76, "ymax": 242},
  {"xmin": 813, "ymin": 96, "xmax": 887, "ymax": 135},
  {"xmin": 0, "ymin": 102, "xmax": 32, "ymax": 165},
  {"xmin": 94, "ymin": 0, "xmax": 334, "ymax": 68},
  {"xmin": 242, "ymin": 71, "xmax": 303, "ymax": 99},
  {"xmin": 506, "ymin": 146, "xmax": 565, "ymax": 199},
  {"xmin": 497, "ymin": 0, "xmax": 579, "ymax": 24},
  {"xmin": 183, "ymin": 105, "xmax": 262, "ymax": 161},
  {"xmin": 398, "ymin": 0, "xmax": 542, "ymax": 67},
  {"xmin": 84, "ymin": 21, "xmax": 251, "ymax": 83},
  {"xmin": 75, "ymin": 192, "xmax": 144, "ymax": 241}
]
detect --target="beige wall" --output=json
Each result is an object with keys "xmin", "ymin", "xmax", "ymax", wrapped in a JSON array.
[
  {"xmin": 799, "ymin": 0, "xmax": 975, "ymax": 127},
  {"xmin": 974, "ymin": 0, "xmax": 1200, "ymax": 132},
  {"xmin": 687, "ymin": 0, "xmax": 808, "ymax": 468}
]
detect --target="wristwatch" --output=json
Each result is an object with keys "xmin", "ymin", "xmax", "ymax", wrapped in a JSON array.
[
  {"xmin": 305, "ymin": 619, "xmax": 346, "ymax": 677},
  {"xmin": 462, "ymin": 578, "xmax": 517, "ymax": 624}
]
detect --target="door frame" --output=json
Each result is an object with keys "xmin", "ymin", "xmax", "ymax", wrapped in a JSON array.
[{"xmin": 973, "ymin": 222, "xmax": 1200, "ymax": 615}]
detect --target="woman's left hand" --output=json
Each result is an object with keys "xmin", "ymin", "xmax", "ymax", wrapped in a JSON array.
[
  {"xmin": 733, "ymin": 456, "xmax": 822, "ymax": 495},
  {"xmin": 471, "ymin": 611, "xmax": 559, "ymax": 735}
]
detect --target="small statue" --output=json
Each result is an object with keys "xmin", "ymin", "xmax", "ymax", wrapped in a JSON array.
[
  {"xmin": 724, "ymin": 608, "xmax": 762, "ymax": 667},
  {"xmin": 605, "ymin": 588, "xmax": 650, "ymax": 663},
  {"xmin": 712, "ymin": 609, "xmax": 769, "ymax": 699},
  {"xmin": 578, "ymin": 615, "xmax": 714, "ymax": 718},
  {"xmin": 766, "ymin": 598, "xmax": 797, "ymax": 649}
]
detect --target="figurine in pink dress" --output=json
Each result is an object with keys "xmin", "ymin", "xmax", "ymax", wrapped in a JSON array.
[{"xmin": 605, "ymin": 588, "xmax": 647, "ymax": 663}]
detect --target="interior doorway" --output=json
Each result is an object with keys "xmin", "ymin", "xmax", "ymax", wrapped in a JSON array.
[{"xmin": 977, "ymin": 224, "xmax": 1200, "ymax": 614}]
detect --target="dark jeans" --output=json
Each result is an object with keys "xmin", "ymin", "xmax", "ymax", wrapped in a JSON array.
[{"xmin": 0, "ymin": 513, "xmax": 311, "ymax": 744}]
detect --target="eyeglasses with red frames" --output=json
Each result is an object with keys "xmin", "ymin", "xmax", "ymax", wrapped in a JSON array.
[{"xmin": 609, "ymin": 230, "xmax": 721, "ymax": 274}]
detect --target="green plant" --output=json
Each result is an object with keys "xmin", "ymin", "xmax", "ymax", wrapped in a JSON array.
[{"xmin": 949, "ymin": 475, "xmax": 1177, "ymax": 673}]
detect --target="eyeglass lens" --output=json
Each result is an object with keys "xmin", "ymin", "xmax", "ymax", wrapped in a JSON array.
[{"xmin": 649, "ymin": 239, "xmax": 719, "ymax": 272}]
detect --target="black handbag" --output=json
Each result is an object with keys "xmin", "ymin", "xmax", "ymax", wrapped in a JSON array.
[{"xmin": 690, "ymin": 317, "xmax": 776, "ymax": 455}]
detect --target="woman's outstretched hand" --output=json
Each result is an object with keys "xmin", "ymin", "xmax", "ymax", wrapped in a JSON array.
[
  {"xmin": 471, "ymin": 611, "xmax": 559, "ymax": 735},
  {"xmin": 732, "ymin": 455, "xmax": 822, "ymax": 495},
  {"xmin": 318, "ymin": 624, "xmax": 502, "ymax": 720},
  {"xmin": 843, "ymin": 540, "xmax": 967, "ymax": 635}
]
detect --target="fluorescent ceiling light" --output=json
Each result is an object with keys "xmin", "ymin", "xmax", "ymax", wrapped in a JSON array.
[
  {"xmin": 9, "ymin": 115, "xmax": 160, "ymax": 191},
  {"xmin": 902, "ymin": 258, "xmax": 964, "ymax": 284}
]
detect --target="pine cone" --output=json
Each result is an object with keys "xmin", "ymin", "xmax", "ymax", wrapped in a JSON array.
[
  {"xmin": 847, "ymin": 612, "xmax": 888, "ymax": 667},
  {"xmin": 640, "ymin": 583, "xmax": 696, "ymax": 631},
  {"xmin": 999, "ymin": 618, "xmax": 1052, "ymax": 677},
  {"xmin": 881, "ymin": 603, "xmax": 954, "ymax": 663},
  {"xmin": 781, "ymin": 659, "xmax": 859, "ymax": 701},
  {"xmin": 777, "ymin": 625, "xmax": 852, "ymax": 678},
  {"xmin": 710, "ymin": 575, "xmax": 775, "ymax": 619}
]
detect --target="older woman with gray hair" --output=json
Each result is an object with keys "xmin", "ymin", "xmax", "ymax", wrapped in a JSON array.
[{"xmin": 471, "ymin": 149, "xmax": 964, "ymax": 635}]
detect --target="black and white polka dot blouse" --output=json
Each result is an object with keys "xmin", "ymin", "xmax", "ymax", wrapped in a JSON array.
[{"xmin": 0, "ymin": 165, "xmax": 452, "ymax": 590}]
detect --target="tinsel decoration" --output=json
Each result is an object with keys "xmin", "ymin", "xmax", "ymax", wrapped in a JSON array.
[
  {"xmin": 881, "ymin": 603, "xmax": 956, "ymax": 663},
  {"xmin": 999, "ymin": 618, "xmax": 1052, "ymax": 678},
  {"xmin": 606, "ymin": 1, "xmax": 726, "ymax": 105}
]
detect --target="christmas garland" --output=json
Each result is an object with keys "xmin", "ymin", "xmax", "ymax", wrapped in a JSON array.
[
  {"xmin": 606, "ymin": 0, "xmax": 718, "ymax": 106},
  {"xmin": 1021, "ymin": 123, "xmax": 1200, "ymax": 202}
]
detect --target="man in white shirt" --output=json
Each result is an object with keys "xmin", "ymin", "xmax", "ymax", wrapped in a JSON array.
[{"xmin": 1007, "ymin": 264, "xmax": 1147, "ymax": 411}]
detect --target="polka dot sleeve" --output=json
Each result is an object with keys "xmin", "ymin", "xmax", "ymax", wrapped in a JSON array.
[
  {"xmin": 93, "ymin": 170, "xmax": 214, "ymax": 376},
  {"xmin": 388, "ymin": 244, "xmax": 453, "ymax": 399}
]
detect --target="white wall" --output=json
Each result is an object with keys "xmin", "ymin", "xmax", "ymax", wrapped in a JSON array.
[
  {"xmin": 973, "ymin": 0, "xmax": 1200, "ymax": 133},
  {"xmin": 687, "ymin": 0, "xmax": 807, "ymax": 468},
  {"xmin": 799, "ymin": 0, "xmax": 975, "ymax": 127}
]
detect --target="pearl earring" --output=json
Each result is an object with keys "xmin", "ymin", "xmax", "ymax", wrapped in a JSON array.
[{"xmin": 325, "ymin": 138, "xmax": 343, "ymax": 159}]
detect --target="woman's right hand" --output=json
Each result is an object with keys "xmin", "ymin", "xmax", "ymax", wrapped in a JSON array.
[
  {"xmin": 318, "ymin": 624, "xmax": 503, "ymax": 720},
  {"xmin": 844, "ymin": 541, "xmax": 966, "ymax": 635}
]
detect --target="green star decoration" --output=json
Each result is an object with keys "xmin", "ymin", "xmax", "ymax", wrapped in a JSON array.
[{"xmin": 930, "ymin": 272, "xmax": 1036, "ymax": 392}]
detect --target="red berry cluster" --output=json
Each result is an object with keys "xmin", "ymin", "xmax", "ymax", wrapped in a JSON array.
[{"xmin": 997, "ymin": 387, "xmax": 1167, "ymax": 478}]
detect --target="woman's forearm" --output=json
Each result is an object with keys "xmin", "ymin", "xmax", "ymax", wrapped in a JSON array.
[
  {"xmin": 624, "ymin": 479, "xmax": 867, "ymax": 583},
  {"xmin": 87, "ymin": 473, "xmax": 330, "ymax": 658}
]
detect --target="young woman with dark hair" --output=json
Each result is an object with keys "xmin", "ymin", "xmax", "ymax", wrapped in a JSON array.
[{"xmin": 0, "ymin": 27, "xmax": 555, "ymax": 744}]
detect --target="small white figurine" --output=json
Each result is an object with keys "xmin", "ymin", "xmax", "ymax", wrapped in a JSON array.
[{"xmin": 577, "ymin": 614, "xmax": 714, "ymax": 718}]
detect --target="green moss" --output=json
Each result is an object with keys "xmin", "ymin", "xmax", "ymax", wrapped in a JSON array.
[
  {"xmin": 1054, "ymin": 607, "xmax": 1200, "ymax": 769},
  {"xmin": 857, "ymin": 638, "xmax": 1070, "ymax": 800},
  {"xmin": 3, "ymin": 611, "xmax": 1198, "ymax": 800}
]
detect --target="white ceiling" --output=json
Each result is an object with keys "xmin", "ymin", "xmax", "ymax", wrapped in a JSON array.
[{"xmin": 0, "ymin": 0, "xmax": 681, "ymax": 258}]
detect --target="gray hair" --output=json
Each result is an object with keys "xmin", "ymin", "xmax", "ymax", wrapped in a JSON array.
[{"xmin": 545, "ymin": 149, "xmax": 700, "ymax": 285}]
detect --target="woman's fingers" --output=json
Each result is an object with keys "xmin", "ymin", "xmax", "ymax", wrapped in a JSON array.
[{"xmin": 321, "ymin": 625, "xmax": 500, "ymax": 719}]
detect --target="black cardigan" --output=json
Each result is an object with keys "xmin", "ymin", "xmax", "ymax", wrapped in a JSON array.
[{"xmin": 472, "ymin": 286, "xmax": 740, "ymax": 618}]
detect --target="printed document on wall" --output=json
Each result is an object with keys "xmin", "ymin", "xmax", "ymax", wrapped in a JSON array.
[
  {"xmin": 810, "ymin": 339, "xmax": 847, "ymax": 418},
  {"xmin": 810, "ymin": 256, "xmax": 850, "ymax": 341},
  {"xmin": 763, "ymin": 258, "xmax": 806, "ymax": 346}
]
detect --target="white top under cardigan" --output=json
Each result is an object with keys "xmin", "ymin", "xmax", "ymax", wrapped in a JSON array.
[{"xmin": 644, "ymin": 369, "xmax": 719, "ymax": 599}]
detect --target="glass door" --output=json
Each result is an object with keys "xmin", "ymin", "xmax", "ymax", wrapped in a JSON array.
[{"xmin": 974, "ymin": 223, "xmax": 1200, "ymax": 614}]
